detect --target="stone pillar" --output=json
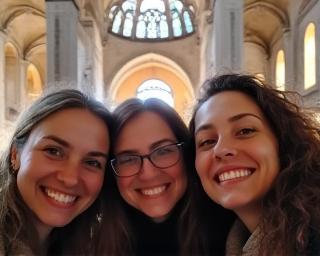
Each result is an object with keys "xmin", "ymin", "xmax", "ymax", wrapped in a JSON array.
[
  {"xmin": 19, "ymin": 60, "xmax": 29, "ymax": 111},
  {"xmin": 46, "ymin": 0, "xmax": 79, "ymax": 88},
  {"xmin": 212, "ymin": 0, "xmax": 244, "ymax": 73},
  {"xmin": 282, "ymin": 29, "xmax": 294, "ymax": 88},
  {"xmin": 0, "ymin": 32, "xmax": 6, "ymax": 125}
]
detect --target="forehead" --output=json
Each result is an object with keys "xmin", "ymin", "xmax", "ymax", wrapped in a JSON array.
[
  {"xmin": 28, "ymin": 108, "xmax": 109, "ymax": 147},
  {"xmin": 115, "ymin": 111, "xmax": 176, "ymax": 149},
  {"xmin": 195, "ymin": 91, "xmax": 263, "ymax": 128},
  {"xmin": 35, "ymin": 108, "xmax": 105, "ymax": 129}
]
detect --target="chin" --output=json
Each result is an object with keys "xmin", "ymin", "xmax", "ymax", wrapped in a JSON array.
[{"xmin": 145, "ymin": 209, "xmax": 171, "ymax": 223}]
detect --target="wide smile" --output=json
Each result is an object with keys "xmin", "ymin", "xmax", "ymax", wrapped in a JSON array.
[
  {"xmin": 41, "ymin": 186, "xmax": 78, "ymax": 205},
  {"xmin": 137, "ymin": 183, "xmax": 169, "ymax": 197},
  {"xmin": 215, "ymin": 168, "xmax": 254, "ymax": 183}
]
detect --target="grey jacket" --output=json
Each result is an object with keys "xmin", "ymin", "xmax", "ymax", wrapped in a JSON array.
[{"xmin": 225, "ymin": 219, "xmax": 262, "ymax": 256}]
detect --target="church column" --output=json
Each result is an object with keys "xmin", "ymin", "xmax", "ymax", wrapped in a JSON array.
[
  {"xmin": 18, "ymin": 60, "xmax": 29, "ymax": 110},
  {"xmin": 0, "ymin": 32, "xmax": 6, "ymax": 125},
  {"xmin": 212, "ymin": 0, "xmax": 244, "ymax": 73},
  {"xmin": 45, "ymin": 0, "xmax": 79, "ymax": 88},
  {"xmin": 282, "ymin": 29, "xmax": 294, "ymax": 88}
]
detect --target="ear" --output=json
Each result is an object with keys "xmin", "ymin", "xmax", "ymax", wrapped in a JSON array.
[{"xmin": 10, "ymin": 144, "xmax": 21, "ymax": 172}]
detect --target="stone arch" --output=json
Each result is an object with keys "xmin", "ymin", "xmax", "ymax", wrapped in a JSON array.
[
  {"xmin": 26, "ymin": 63, "xmax": 42, "ymax": 105},
  {"xmin": 109, "ymin": 53, "xmax": 195, "ymax": 120}
]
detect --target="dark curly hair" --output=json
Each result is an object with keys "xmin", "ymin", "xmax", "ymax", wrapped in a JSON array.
[{"xmin": 189, "ymin": 74, "xmax": 320, "ymax": 255}]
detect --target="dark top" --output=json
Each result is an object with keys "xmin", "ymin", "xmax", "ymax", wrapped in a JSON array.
[
  {"xmin": 307, "ymin": 227, "xmax": 320, "ymax": 256},
  {"xmin": 125, "ymin": 203, "xmax": 181, "ymax": 256},
  {"xmin": 124, "ymin": 193, "xmax": 235, "ymax": 256}
]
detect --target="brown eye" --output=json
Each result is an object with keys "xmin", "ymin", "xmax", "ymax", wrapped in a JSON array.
[
  {"xmin": 198, "ymin": 139, "xmax": 217, "ymax": 148},
  {"xmin": 85, "ymin": 159, "xmax": 104, "ymax": 170},
  {"xmin": 43, "ymin": 147, "xmax": 64, "ymax": 158},
  {"xmin": 237, "ymin": 128, "xmax": 256, "ymax": 136}
]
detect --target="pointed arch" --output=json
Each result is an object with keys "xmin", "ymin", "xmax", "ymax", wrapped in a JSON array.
[
  {"xmin": 26, "ymin": 63, "xmax": 42, "ymax": 105},
  {"xmin": 109, "ymin": 53, "xmax": 195, "ymax": 120}
]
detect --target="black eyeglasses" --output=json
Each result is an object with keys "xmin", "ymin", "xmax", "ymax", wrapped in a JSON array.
[{"xmin": 111, "ymin": 142, "xmax": 184, "ymax": 177}]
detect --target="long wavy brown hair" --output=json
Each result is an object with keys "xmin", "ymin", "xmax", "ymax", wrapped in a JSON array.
[
  {"xmin": 0, "ymin": 89, "xmax": 123, "ymax": 255},
  {"xmin": 189, "ymin": 74, "xmax": 320, "ymax": 255},
  {"xmin": 108, "ymin": 97, "xmax": 234, "ymax": 256}
]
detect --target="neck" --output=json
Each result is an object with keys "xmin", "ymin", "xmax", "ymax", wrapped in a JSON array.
[
  {"xmin": 34, "ymin": 220, "xmax": 52, "ymax": 249},
  {"xmin": 235, "ymin": 202, "xmax": 262, "ymax": 233}
]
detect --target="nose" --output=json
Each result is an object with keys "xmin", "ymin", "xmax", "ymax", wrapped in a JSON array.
[
  {"xmin": 56, "ymin": 161, "xmax": 80, "ymax": 187},
  {"xmin": 138, "ymin": 157, "xmax": 160, "ymax": 180},
  {"xmin": 213, "ymin": 136, "xmax": 237, "ymax": 160}
]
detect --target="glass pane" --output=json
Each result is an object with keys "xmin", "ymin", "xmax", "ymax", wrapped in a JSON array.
[
  {"xmin": 170, "ymin": 0, "xmax": 183, "ymax": 13},
  {"xmin": 304, "ymin": 23, "xmax": 316, "ymax": 89},
  {"xmin": 123, "ymin": 13, "xmax": 133, "ymax": 37},
  {"xmin": 172, "ymin": 12, "xmax": 182, "ymax": 37},
  {"xmin": 136, "ymin": 20, "xmax": 146, "ymax": 38},
  {"xmin": 112, "ymin": 11, "xmax": 123, "ymax": 33},
  {"xmin": 145, "ymin": 10, "xmax": 161, "ymax": 39},
  {"xmin": 160, "ymin": 18, "xmax": 169, "ymax": 38},
  {"xmin": 137, "ymin": 79, "xmax": 174, "ymax": 107},
  {"xmin": 183, "ymin": 11, "xmax": 193, "ymax": 33},
  {"xmin": 276, "ymin": 50, "xmax": 285, "ymax": 91},
  {"xmin": 141, "ymin": 0, "xmax": 165, "ymax": 13},
  {"xmin": 122, "ymin": 0, "xmax": 136, "ymax": 12}
]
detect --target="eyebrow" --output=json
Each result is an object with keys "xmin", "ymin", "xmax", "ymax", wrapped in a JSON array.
[
  {"xmin": 115, "ymin": 139, "xmax": 176, "ymax": 156},
  {"xmin": 42, "ymin": 135, "xmax": 69, "ymax": 147},
  {"xmin": 42, "ymin": 135, "xmax": 109, "ymax": 159},
  {"xmin": 195, "ymin": 113, "xmax": 262, "ymax": 135},
  {"xmin": 150, "ymin": 139, "xmax": 176, "ymax": 150}
]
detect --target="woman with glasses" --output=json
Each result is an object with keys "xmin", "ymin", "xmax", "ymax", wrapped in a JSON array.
[{"xmin": 106, "ymin": 98, "xmax": 234, "ymax": 255}]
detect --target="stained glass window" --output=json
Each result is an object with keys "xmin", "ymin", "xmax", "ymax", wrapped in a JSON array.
[{"xmin": 108, "ymin": 0, "xmax": 194, "ymax": 41}]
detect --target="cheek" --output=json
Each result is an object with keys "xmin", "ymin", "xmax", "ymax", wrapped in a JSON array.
[
  {"xmin": 116, "ymin": 178, "xmax": 132, "ymax": 199},
  {"xmin": 173, "ymin": 163, "xmax": 187, "ymax": 194},
  {"xmin": 195, "ymin": 151, "xmax": 210, "ymax": 177},
  {"xmin": 255, "ymin": 140, "xmax": 280, "ymax": 171},
  {"xmin": 85, "ymin": 173, "xmax": 105, "ymax": 196}
]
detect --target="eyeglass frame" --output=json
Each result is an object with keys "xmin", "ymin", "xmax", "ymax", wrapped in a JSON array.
[{"xmin": 110, "ymin": 142, "xmax": 184, "ymax": 177}]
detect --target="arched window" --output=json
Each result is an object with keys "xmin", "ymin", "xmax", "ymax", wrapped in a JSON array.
[
  {"xmin": 108, "ymin": 0, "xmax": 195, "ymax": 41},
  {"xmin": 26, "ymin": 64, "xmax": 42, "ymax": 105},
  {"xmin": 304, "ymin": 23, "xmax": 316, "ymax": 89},
  {"xmin": 276, "ymin": 49, "xmax": 285, "ymax": 91},
  {"xmin": 136, "ymin": 79, "xmax": 174, "ymax": 107}
]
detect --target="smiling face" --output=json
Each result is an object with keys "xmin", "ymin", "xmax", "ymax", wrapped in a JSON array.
[
  {"xmin": 194, "ymin": 91, "xmax": 279, "ymax": 224},
  {"xmin": 14, "ymin": 108, "xmax": 109, "ymax": 240},
  {"xmin": 114, "ymin": 111, "xmax": 187, "ymax": 222}
]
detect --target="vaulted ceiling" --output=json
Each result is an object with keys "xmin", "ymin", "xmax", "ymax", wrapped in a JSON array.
[{"xmin": 0, "ymin": 0, "xmax": 310, "ymax": 62}]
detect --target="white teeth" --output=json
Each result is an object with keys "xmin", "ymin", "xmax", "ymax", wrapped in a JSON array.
[
  {"xmin": 140, "ymin": 185, "xmax": 167, "ymax": 196},
  {"xmin": 218, "ymin": 169, "xmax": 252, "ymax": 182},
  {"xmin": 44, "ymin": 188, "xmax": 76, "ymax": 204}
]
